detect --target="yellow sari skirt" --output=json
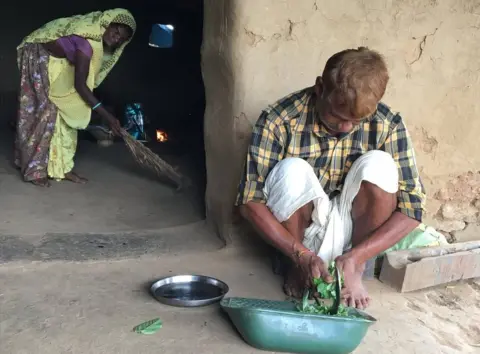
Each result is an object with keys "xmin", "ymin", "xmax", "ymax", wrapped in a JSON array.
[
  {"xmin": 46, "ymin": 50, "xmax": 98, "ymax": 179},
  {"xmin": 47, "ymin": 112, "xmax": 78, "ymax": 179},
  {"xmin": 15, "ymin": 40, "xmax": 102, "ymax": 181}
]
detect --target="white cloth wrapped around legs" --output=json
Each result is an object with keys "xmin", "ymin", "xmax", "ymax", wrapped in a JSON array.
[{"xmin": 263, "ymin": 150, "xmax": 399, "ymax": 263}]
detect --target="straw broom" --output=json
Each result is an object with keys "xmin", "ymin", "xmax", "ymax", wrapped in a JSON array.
[{"xmin": 120, "ymin": 129, "xmax": 184, "ymax": 190}]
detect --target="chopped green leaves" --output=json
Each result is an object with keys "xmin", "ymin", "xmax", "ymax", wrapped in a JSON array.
[
  {"xmin": 313, "ymin": 278, "xmax": 337, "ymax": 299},
  {"xmin": 296, "ymin": 261, "xmax": 353, "ymax": 318},
  {"xmin": 133, "ymin": 318, "xmax": 163, "ymax": 334}
]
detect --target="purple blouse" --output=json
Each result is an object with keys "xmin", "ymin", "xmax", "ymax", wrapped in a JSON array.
[{"xmin": 56, "ymin": 35, "xmax": 93, "ymax": 63}]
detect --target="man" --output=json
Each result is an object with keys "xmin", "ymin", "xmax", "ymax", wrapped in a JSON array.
[{"xmin": 236, "ymin": 47, "xmax": 425, "ymax": 309}]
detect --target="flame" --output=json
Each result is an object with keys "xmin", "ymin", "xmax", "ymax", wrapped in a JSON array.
[{"xmin": 156, "ymin": 130, "xmax": 168, "ymax": 142}]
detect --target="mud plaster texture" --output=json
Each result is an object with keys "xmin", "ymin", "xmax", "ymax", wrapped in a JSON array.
[{"xmin": 201, "ymin": 0, "xmax": 480, "ymax": 244}]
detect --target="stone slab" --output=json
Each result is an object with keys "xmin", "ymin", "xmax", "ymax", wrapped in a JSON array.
[{"xmin": 379, "ymin": 243, "xmax": 480, "ymax": 292}]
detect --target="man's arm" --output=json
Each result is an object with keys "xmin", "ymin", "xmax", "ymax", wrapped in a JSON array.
[
  {"xmin": 237, "ymin": 113, "xmax": 332, "ymax": 281},
  {"xmin": 346, "ymin": 211, "xmax": 419, "ymax": 264},
  {"xmin": 241, "ymin": 201, "xmax": 332, "ymax": 282},
  {"xmin": 236, "ymin": 112, "xmax": 284, "ymax": 206},
  {"xmin": 348, "ymin": 118, "xmax": 425, "ymax": 264},
  {"xmin": 240, "ymin": 202, "xmax": 306, "ymax": 259},
  {"xmin": 236, "ymin": 111, "xmax": 293, "ymax": 253}
]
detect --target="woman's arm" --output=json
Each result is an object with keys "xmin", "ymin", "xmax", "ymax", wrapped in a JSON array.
[{"xmin": 74, "ymin": 50, "xmax": 121, "ymax": 135}]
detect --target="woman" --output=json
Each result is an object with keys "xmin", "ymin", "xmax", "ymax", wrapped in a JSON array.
[{"xmin": 15, "ymin": 9, "xmax": 136, "ymax": 186}]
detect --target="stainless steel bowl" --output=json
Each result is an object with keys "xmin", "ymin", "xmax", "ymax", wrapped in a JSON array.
[{"xmin": 150, "ymin": 275, "xmax": 229, "ymax": 307}]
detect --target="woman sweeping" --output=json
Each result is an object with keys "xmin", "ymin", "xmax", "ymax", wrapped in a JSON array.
[{"xmin": 15, "ymin": 9, "xmax": 136, "ymax": 186}]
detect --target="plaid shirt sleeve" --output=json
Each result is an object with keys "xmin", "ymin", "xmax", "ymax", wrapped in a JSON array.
[
  {"xmin": 381, "ymin": 117, "xmax": 426, "ymax": 222},
  {"xmin": 235, "ymin": 112, "xmax": 285, "ymax": 206}
]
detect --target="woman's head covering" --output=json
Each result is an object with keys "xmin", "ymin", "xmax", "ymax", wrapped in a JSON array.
[{"xmin": 18, "ymin": 8, "xmax": 136, "ymax": 84}]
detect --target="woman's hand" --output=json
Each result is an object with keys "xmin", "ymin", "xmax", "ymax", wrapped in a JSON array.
[{"xmin": 106, "ymin": 116, "xmax": 122, "ymax": 136}]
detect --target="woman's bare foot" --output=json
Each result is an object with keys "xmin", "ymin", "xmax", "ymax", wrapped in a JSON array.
[
  {"xmin": 64, "ymin": 172, "xmax": 88, "ymax": 184},
  {"xmin": 31, "ymin": 178, "xmax": 50, "ymax": 187},
  {"xmin": 336, "ymin": 253, "xmax": 370, "ymax": 309}
]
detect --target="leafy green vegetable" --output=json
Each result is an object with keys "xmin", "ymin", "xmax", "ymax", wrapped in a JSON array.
[
  {"xmin": 296, "ymin": 261, "xmax": 353, "ymax": 318},
  {"xmin": 133, "ymin": 318, "xmax": 163, "ymax": 334}
]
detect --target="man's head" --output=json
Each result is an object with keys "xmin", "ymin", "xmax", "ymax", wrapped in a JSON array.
[
  {"xmin": 315, "ymin": 47, "xmax": 389, "ymax": 135},
  {"xmin": 103, "ymin": 23, "xmax": 134, "ymax": 51}
]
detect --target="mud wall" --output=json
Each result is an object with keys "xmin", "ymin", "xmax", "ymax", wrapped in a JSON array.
[{"xmin": 202, "ymin": 0, "xmax": 480, "ymax": 244}]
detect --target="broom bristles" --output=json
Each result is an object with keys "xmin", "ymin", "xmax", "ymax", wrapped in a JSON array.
[{"xmin": 120, "ymin": 129, "xmax": 183, "ymax": 189}]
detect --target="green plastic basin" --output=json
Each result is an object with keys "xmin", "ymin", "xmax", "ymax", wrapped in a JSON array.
[{"xmin": 221, "ymin": 297, "xmax": 376, "ymax": 354}]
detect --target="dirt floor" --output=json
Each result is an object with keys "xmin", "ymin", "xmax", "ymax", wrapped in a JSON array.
[
  {"xmin": 1, "ymin": 242, "xmax": 479, "ymax": 354},
  {"xmin": 1, "ymin": 129, "xmax": 479, "ymax": 354},
  {"xmin": 0, "ymin": 129, "xmax": 205, "ymax": 236}
]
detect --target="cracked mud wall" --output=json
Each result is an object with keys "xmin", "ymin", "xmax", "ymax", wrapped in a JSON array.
[{"xmin": 202, "ymin": 0, "xmax": 480, "ymax": 244}]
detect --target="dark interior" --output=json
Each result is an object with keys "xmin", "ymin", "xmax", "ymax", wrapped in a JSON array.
[{"xmin": 0, "ymin": 0, "xmax": 206, "ymax": 216}]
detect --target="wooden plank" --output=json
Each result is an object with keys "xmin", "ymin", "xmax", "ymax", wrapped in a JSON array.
[{"xmin": 379, "ymin": 242, "xmax": 480, "ymax": 293}]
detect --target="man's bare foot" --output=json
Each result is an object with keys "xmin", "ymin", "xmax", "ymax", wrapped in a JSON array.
[
  {"xmin": 31, "ymin": 178, "xmax": 50, "ymax": 187},
  {"xmin": 64, "ymin": 172, "xmax": 88, "ymax": 184},
  {"xmin": 336, "ymin": 253, "xmax": 370, "ymax": 309},
  {"xmin": 283, "ymin": 266, "xmax": 305, "ymax": 299}
]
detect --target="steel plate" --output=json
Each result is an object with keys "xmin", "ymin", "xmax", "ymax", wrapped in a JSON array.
[{"xmin": 150, "ymin": 274, "xmax": 229, "ymax": 307}]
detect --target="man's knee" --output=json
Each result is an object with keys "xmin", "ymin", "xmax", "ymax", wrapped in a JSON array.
[
  {"xmin": 351, "ymin": 150, "xmax": 398, "ymax": 194},
  {"xmin": 264, "ymin": 157, "xmax": 322, "ymax": 223},
  {"xmin": 264, "ymin": 157, "xmax": 318, "ymax": 197},
  {"xmin": 353, "ymin": 180, "xmax": 397, "ymax": 219},
  {"xmin": 284, "ymin": 201, "xmax": 313, "ymax": 225},
  {"xmin": 267, "ymin": 157, "xmax": 314, "ymax": 181},
  {"xmin": 357, "ymin": 180, "xmax": 395, "ymax": 201},
  {"xmin": 350, "ymin": 150, "xmax": 398, "ymax": 218}
]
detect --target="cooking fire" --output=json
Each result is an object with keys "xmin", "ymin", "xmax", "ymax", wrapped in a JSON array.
[{"xmin": 156, "ymin": 130, "xmax": 168, "ymax": 143}]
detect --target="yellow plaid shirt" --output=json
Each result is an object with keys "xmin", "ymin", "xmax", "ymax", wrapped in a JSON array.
[{"xmin": 236, "ymin": 87, "xmax": 426, "ymax": 222}]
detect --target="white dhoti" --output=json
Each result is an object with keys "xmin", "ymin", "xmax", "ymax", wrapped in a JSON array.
[{"xmin": 263, "ymin": 150, "xmax": 399, "ymax": 264}]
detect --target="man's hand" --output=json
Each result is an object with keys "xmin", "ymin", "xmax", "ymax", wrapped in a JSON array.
[
  {"xmin": 240, "ymin": 202, "xmax": 333, "ymax": 294},
  {"xmin": 297, "ymin": 251, "xmax": 333, "ymax": 288}
]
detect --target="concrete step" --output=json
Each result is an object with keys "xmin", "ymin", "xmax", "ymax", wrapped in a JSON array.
[{"xmin": 0, "ymin": 221, "xmax": 224, "ymax": 264}]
